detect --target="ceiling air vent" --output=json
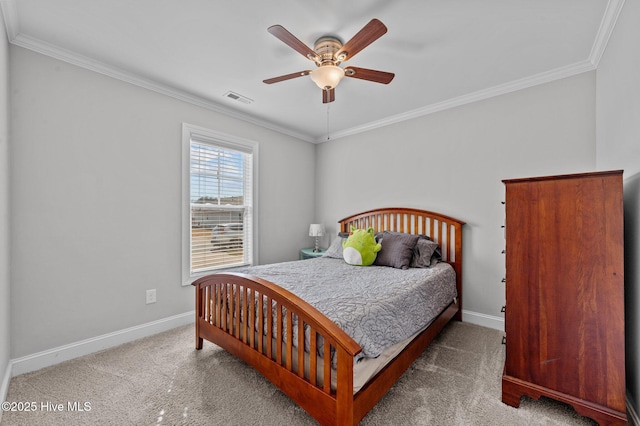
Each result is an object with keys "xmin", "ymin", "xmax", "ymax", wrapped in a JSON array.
[{"xmin": 223, "ymin": 91, "xmax": 253, "ymax": 105}]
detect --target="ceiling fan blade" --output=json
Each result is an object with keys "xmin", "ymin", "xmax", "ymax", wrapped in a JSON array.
[
  {"xmin": 322, "ymin": 88, "xmax": 335, "ymax": 103},
  {"xmin": 344, "ymin": 67, "xmax": 394, "ymax": 84},
  {"xmin": 263, "ymin": 70, "xmax": 311, "ymax": 84},
  {"xmin": 267, "ymin": 25, "xmax": 320, "ymax": 62},
  {"xmin": 336, "ymin": 19, "xmax": 387, "ymax": 62}
]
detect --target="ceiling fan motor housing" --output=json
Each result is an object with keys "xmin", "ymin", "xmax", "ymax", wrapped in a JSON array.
[{"xmin": 313, "ymin": 36, "xmax": 344, "ymax": 65}]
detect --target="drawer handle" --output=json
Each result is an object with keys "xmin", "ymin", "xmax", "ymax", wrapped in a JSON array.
[{"xmin": 501, "ymin": 305, "xmax": 506, "ymax": 313}]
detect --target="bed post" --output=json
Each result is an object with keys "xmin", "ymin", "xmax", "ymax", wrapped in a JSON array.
[
  {"xmin": 454, "ymin": 220, "xmax": 463, "ymax": 322},
  {"xmin": 195, "ymin": 283, "xmax": 203, "ymax": 350},
  {"xmin": 452, "ymin": 211, "xmax": 464, "ymax": 322},
  {"xmin": 336, "ymin": 347, "xmax": 355, "ymax": 425}
]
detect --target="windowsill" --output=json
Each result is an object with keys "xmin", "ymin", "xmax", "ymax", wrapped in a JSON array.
[{"xmin": 183, "ymin": 262, "xmax": 252, "ymax": 286}]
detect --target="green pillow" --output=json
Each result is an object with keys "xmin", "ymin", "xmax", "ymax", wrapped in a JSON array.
[{"xmin": 342, "ymin": 226, "xmax": 382, "ymax": 266}]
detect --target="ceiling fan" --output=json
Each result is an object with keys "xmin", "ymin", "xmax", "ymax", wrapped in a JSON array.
[{"xmin": 263, "ymin": 19, "xmax": 395, "ymax": 103}]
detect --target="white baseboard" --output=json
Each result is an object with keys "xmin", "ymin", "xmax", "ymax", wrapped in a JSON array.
[
  {"xmin": 462, "ymin": 309, "xmax": 504, "ymax": 331},
  {"xmin": 627, "ymin": 392, "xmax": 640, "ymax": 426},
  {"xmin": 463, "ymin": 311, "xmax": 640, "ymax": 425},
  {"xmin": 6, "ymin": 309, "xmax": 493, "ymax": 380},
  {"xmin": 0, "ymin": 360, "xmax": 11, "ymax": 422},
  {"xmin": 10, "ymin": 311, "xmax": 195, "ymax": 377},
  {"xmin": 4, "ymin": 308, "xmax": 637, "ymax": 425}
]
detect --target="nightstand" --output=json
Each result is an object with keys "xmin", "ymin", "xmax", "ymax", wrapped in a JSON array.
[{"xmin": 300, "ymin": 248, "xmax": 326, "ymax": 260}]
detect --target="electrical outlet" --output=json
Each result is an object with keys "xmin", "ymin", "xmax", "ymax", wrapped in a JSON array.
[{"xmin": 146, "ymin": 289, "xmax": 156, "ymax": 304}]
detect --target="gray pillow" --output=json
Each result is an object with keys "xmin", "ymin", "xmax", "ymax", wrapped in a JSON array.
[
  {"xmin": 322, "ymin": 235, "xmax": 346, "ymax": 259},
  {"xmin": 374, "ymin": 231, "xmax": 420, "ymax": 269},
  {"xmin": 410, "ymin": 237, "xmax": 442, "ymax": 268}
]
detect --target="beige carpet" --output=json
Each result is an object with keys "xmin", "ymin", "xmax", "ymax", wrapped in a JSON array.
[{"xmin": 2, "ymin": 321, "xmax": 597, "ymax": 425}]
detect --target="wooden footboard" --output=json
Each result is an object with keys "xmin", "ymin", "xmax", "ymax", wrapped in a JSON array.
[{"xmin": 193, "ymin": 272, "xmax": 362, "ymax": 425}]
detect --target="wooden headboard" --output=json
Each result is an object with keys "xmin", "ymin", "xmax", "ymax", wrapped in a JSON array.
[{"xmin": 338, "ymin": 207, "xmax": 465, "ymax": 320}]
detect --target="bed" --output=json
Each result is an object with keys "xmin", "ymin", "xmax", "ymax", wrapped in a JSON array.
[{"xmin": 192, "ymin": 207, "xmax": 464, "ymax": 425}]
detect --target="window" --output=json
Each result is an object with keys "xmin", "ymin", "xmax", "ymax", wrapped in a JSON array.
[{"xmin": 182, "ymin": 124, "xmax": 258, "ymax": 285}]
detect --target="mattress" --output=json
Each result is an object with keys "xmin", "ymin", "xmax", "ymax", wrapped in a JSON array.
[{"xmin": 233, "ymin": 257, "xmax": 457, "ymax": 362}]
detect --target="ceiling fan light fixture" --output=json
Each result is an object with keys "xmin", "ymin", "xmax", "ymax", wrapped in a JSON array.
[
  {"xmin": 264, "ymin": 20, "xmax": 391, "ymax": 103},
  {"xmin": 310, "ymin": 65, "xmax": 345, "ymax": 90}
]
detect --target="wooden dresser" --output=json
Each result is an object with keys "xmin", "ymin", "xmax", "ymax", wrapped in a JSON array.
[{"xmin": 501, "ymin": 170, "xmax": 627, "ymax": 425}]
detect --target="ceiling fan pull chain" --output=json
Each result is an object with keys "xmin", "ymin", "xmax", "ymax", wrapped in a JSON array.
[{"xmin": 326, "ymin": 102, "xmax": 331, "ymax": 141}]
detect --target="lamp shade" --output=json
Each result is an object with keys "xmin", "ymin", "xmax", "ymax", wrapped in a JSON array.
[
  {"xmin": 309, "ymin": 224, "xmax": 325, "ymax": 237},
  {"xmin": 310, "ymin": 66, "xmax": 345, "ymax": 90}
]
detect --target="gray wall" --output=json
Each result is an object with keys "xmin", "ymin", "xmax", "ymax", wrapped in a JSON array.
[
  {"xmin": 316, "ymin": 71, "xmax": 596, "ymax": 325},
  {"xmin": 9, "ymin": 46, "xmax": 315, "ymax": 358},
  {"xmin": 5, "ymin": 5, "xmax": 639, "ymax": 416},
  {"xmin": 0, "ymin": 5, "xmax": 11, "ymax": 403},
  {"xmin": 596, "ymin": 0, "xmax": 640, "ymax": 414}
]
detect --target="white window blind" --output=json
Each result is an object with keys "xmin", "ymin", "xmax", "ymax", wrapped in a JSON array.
[{"xmin": 182, "ymin": 124, "xmax": 256, "ymax": 283}]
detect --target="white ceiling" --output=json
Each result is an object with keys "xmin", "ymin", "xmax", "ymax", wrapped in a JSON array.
[{"xmin": 0, "ymin": 0, "xmax": 623, "ymax": 142}]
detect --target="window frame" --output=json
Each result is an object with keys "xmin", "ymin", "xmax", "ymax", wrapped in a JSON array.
[{"xmin": 181, "ymin": 123, "xmax": 259, "ymax": 286}]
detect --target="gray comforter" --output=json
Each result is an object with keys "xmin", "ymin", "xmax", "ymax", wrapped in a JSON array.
[{"xmin": 232, "ymin": 257, "xmax": 457, "ymax": 360}]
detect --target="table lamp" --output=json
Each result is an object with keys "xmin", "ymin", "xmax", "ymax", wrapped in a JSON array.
[{"xmin": 308, "ymin": 224, "xmax": 325, "ymax": 252}]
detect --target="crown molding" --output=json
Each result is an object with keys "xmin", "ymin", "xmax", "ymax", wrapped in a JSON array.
[
  {"xmin": 315, "ymin": 0, "xmax": 625, "ymax": 143},
  {"xmin": 2, "ymin": 0, "xmax": 624, "ymax": 145},
  {"xmin": 5, "ymin": 31, "xmax": 315, "ymax": 143},
  {"xmin": 0, "ymin": 0, "xmax": 18, "ymax": 40},
  {"xmin": 319, "ymin": 60, "xmax": 596, "ymax": 143},
  {"xmin": 589, "ymin": 0, "xmax": 626, "ymax": 67},
  {"xmin": 0, "ymin": 0, "xmax": 311, "ymax": 142}
]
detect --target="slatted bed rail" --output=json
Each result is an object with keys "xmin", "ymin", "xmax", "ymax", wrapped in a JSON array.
[{"xmin": 193, "ymin": 272, "xmax": 362, "ymax": 425}]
